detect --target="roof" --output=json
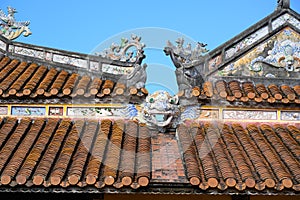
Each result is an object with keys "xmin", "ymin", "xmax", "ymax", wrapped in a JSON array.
[
  {"xmin": 181, "ymin": 79, "xmax": 300, "ymax": 106},
  {"xmin": 0, "ymin": 55, "xmax": 148, "ymax": 103},
  {"xmin": 0, "ymin": 116, "xmax": 298, "ymax": 195}
]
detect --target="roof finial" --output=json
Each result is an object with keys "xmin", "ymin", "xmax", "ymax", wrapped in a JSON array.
[{"xmin": 277, "ymin": 0, "xmax": 290, "ymax": 10}]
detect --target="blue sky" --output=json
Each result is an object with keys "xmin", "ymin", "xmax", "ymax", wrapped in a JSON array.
[{"xmin": 1, "ymin": 0, "xmax": 300, "ymax": 94}]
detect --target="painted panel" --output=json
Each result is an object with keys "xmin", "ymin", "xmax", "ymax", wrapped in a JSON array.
[
  {"xmin": 67, "ymin": 107, "xmax": 123, "ymax": 117},
  {"xmin": 90, "ymin": 61, "xmax": 99, "ymax": 71},
  {"xmin": 11, "ymin": 106, "xmax": 46, "ymax": 116},
  {"xmin": 49, "ymin": 107, "xmax": 63, "ymax": 116},
  {"xmin": 225, "ymin": 26, "xmax": 268, "ymax": 59},
  {"xmin": 223, "ymin": 110, "xmax": 277, "ymax": 120},
  {"xmin": 0, "ymin": 40, "xmax": 6, "ymax": 51},
  {"xmin": 281, "ymin": 111, "xmax": 300, "ymax": 121},
  {"xmin": 0, "ymin": 106, "xmax": 8, "ymax": 115},
  {"xmin": 53, "ymin": 54, "xmax": 88, "ymax": 68},
  {"xmin": 14, "ymin": 46, "xmax": 45, "ymax": 59},
  {"xmin": 208, "ymin": 55, "xmax": 222, "ymax": 71},
  {"xmin": 219, "ymin": 27, "xmax": 300, "ymax": 77},
  {"xmin": 102, "ymin": 63, "xmax": 133, "ymax": 75},
  {"xmin": 199, "ymin": 109, "xmax": 219, "ymax": 119}
]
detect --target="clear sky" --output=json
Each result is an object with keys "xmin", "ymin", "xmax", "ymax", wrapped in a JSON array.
[{"xmin": 1, "ymin": 0, "xmax": 300, "ymax": 94}]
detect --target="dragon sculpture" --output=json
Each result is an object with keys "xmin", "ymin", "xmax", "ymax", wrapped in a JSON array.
[
  {"xmin": 164, "ymin": 38, "xmax": 208, "ymax": 100},
  {"xmin": 122, "ymin": 90, "xmax": 200, "ymax": 132},
  {"xmin": 0, "ymin": 6, "xmax": 31, "ymax": 40}
]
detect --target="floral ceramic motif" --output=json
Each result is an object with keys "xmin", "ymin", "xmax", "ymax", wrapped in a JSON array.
[{"xmin": 219, "ymin": 27, "xmax": 300, "ymax": 77}]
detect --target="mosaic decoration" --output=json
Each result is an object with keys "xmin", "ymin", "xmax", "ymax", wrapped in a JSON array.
[
  {"xmin": 0, "ymin": 106, "xmax": 8, "ymax": 115},
  {"xmin": 102, "ymin": 63, "xmax": 133, "ymax": 75},
  {"xmin": 208, "ymin": 54, "xmax": 222, "ymax": 71},
  {"xmin": 199, "ymin": 109, "xmax": 219, "ymax": 119},
  {"xmin": 53, "ymin": 54, "xmax": 88, "ymax": 69},
  {"xmin": 97, "ymin": 34, "xmax": 145, "ymax": 62},
  {"xmin": 0, "ymin": 6, "xmax": 31, "ymax": 40},
  {"xmin": 11, "ymin": 106, "xmax": 45, "ymax": 116},
  {"xmin": 272, "ymin": 13, "xmax": 300, "ymax": 31},
  {"xmin": 0, "ymin": 39, "xmax": 6, "ymax": 51},
  {"xmin": 89, "ymin": 61, "xmax": 99, "ymax": 71},
  {"xmin": 219, "ymin": 27, "xmax": 300, "ymax": 77},
  {"xmin": 281, "ymin": 111, "xmax": 300, "ymax": 121},
  {"xmin": 225, "ymin": 26, "xmax": 268, "ymax": 60},
  {"xmin": 67, "ymin": 107, "xmax": 123, "ymax": 117},
  {"xmin": 49, "ymin": 107, "xmax": 63, "ymax": 116},
  {"xmin": 14, "ymin": 46, "xmax": 45, "ymax": 59},
  {"xmin": 223, "ymin": 110, "xmax": 277, "ymax": 120}
]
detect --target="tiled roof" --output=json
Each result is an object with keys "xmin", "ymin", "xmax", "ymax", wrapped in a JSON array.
[
  {"xmin": 189, "ymin": 80, "xmax": 300, "ymax": 105},
  {"xmin": 177, "ymin": 121, "xmax": 300, "ymax": 191},
  {"xmin": 0, "ymin": 116, "xmax": 299, "ymax": 194},
  {"xmin": 0, "ymin": 117, "xmax": 151, "ymax": 189},
  {"xmin": 0, "ymin": 56, "xmax": 148, "ymax": 101}
]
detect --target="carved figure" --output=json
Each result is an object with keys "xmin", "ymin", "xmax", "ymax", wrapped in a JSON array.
[
  {"xmin": 119, "ymin": 63, "xmax": 147, "ymax": 89},
  {"xmin": 277, "ymin": 0, "xmax": 290, "ymax": 9},
  {"xmin": 0, "ymin": 6, "xmax": 31, "ymax": 40}
]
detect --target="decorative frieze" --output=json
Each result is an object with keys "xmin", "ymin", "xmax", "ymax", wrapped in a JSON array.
[
  {"xmin": 67, "ymin": 107, "xmax": 123, "ymax": 117},
  {"xmin": 102, "ymin": 63, "xmax": 133, "ymax": 75},
  {"xmin": 0, "ymin": 106, "xmax": 8, "ymax": 115},
  {"xmin": 53, "ymin": 54, "xmax": 88, "ymax": 69},
  {"xmin": 223, "ymin": 110, "xmax": 277, "ymax": 120},
  {"xmin": 11, "ymin": 106, "xmax": 46, "ymax": 116},
  {"xmin": 281, "ymin": 111, "xmax": 300, "ymax": 121},
  {"xmin": 14, "ymin": 46, "xmax": 45, "ymax": 59},
  {"xmin": 199, "ymin": 109, "xmax": 219, "ymax": 119},
  {"xmin": 49, "ymin": 107, "xmax": 63, "ymax": 116},
  {"xmin": 225, "ymin": 26, "xmax": 268, "ymax": 60},
  {"xmin": 272, "ymin": 13, "xmax": 300, "ymax": 31},
  {"xmin": 0, "ymin": 39, "xmax": 6, "ymax": 51}
]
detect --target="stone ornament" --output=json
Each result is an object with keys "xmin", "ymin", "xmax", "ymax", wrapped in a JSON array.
[
  {"xmin": 96, "ymin": 34, "xmax": 145, "ymax": 63},
  {"xmin": 0, "ymin": 6, "xmax": 31, "ymax": 40}
]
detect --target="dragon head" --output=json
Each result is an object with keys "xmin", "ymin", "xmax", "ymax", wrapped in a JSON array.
[{"xmin": 142, "ymin": 90, "xmax": 180, "ymax": 129}]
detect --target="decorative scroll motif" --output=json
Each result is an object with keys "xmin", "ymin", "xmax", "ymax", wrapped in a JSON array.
[
  {"xmin": 225, "ymin": 26, "xmax": 268, "ymax": 59},
  {"xmin": 223, "ymin": 110, "xmax": 277, "ymax": 120},
  {"xmin": 272, "ymin": 13, "xmax": 300, "ymax": 31},
  {"xmin": 0, "ymin": 6, "xmax": 31, "ymax": 40},
  {"xmin": 0, "ymin": 39, "xmax": 6, "ymax": 51},
  {"xmin": 53, "ymin": 54, "xmax": 88, "ymax": 68},
  {"xmin": 14, "ymin": 46, "xmax": 45, "ymax": 59},
  {"xmin": 281, "ymin": 111, "xmax": 300, "ymax": 121},
  {"xmin": 0, "ymin": 106, "xmax": 8, "ymax": 115},
  {"xmin": 11, "ymin": 106, "xmax": 45, "ymax": 116},
  {"xmin": 49, "ymin": 107, "xmax": 63, "ymax": 116},
  {"xmin": 67, "ymin": 107, "xmax": 123, "ymax": 117},
  {"xmin": 164, "ymin": 38, "xmax": 208, "ymax": 97},
  {"xmin": 97, "ymin": 34, "xmax": 145, "ymax": 63},
  {"xmin": 219, "ymin": 27, "xmax": 300, "ymax": 77}
]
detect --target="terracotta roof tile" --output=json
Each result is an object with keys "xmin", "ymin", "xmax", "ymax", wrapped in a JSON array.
[
  {"xmin": 177, "ymin": 121, "xmax": 300, "ymax": 191},
  {"xmin": 190, "ymin": 80, "xmax": 300, "ymax": 105},
  {"xmin": 0, "ymin": 117, "xmax": 151, "ymax": 189},
  {"xmin": 0, "ymin": 56, "xmax": 148, "ymax": 101}
]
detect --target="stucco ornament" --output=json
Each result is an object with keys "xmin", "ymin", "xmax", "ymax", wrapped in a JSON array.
[
  {"xmin": 122, "ymin": 90, "xmax": 200, "ymax": 132},
  {"xmin": 0, "ymin": 6, "xmax": 31, "ymax": 40}
]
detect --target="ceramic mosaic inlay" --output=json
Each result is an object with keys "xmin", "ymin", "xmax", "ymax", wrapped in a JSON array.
[
  {"xmin": 219, "ymin": 27, "xmax": 300, "ymax": 77},
  {"xmin": 225, "ymin": 26, "xmax": 268, "ymax": 59},
  {"xmin": 53, "ymin": 54, "xmax": 88, "ymax": 68},
  {"xmin": 0, "ymin": 106, "xmax": 8, "ymax": 115},
  {"xmin": 223, "ymin": 110, "xmax": 277, "ymax": 120},
  {"xmin": 208, "ymin": 55, "xmax": 222, "ymax": 71},
  {"xmin": 11, "ymin": 106, "xmax": 46, "ymax": 116},
  {"xmin": 199, "ymin": 109, "xmax": 219, "ymax": 119},
  {"xmin": 0, "ymin": 39, "xmax": 6, "ymax": 51},
  {"xmin": 281, "ymin": 111, "xmax": 300, "ymax": 121},
  {"xmin": 102, "ymin": 63, "xmax": 133, "ymax": 75},
  {"xmin": 272, "ymin": 13, "xmax": 300, "ymax": 30},
  {"xmin": 49, "ymin": 107, "xmax": 63, "ymax": 116},
  {"xmin": 14, "ymin": 46, "xmax": 45, "ymax": 59},
  {"xmin": 67, "ymin": 107, "xmax": 123, "ymax": 117}
]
